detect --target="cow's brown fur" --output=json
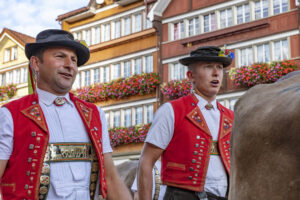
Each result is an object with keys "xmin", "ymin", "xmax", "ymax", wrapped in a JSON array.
[{"xmin": 229, "ymin": 73, "xmax": 300, "ymax": 200}]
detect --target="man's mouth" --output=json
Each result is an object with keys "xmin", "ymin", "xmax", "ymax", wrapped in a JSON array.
[
  {"xmin": 211, "ymin": 80, "xmax": 219, "ymax": 86},
  {"xmin": 59, "ymin": 72, "xmax": 73, "ymax": 79}
]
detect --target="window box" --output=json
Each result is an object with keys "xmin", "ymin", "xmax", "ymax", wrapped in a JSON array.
[
  {"xmin": 75, "ymin": 72, "xmax": 160, "ymax": 103},
  {"xmin": 229, "ymin": 60, "xmax": 297, "ymax": 87}
]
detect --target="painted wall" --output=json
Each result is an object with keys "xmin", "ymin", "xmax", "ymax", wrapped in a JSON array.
[{"xmin": 0, "ymin": 36, "xmax": 28, "ymax": 70}]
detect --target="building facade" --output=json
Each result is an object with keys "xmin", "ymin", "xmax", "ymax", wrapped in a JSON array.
[
  {"xmin": 57, "ymin": 0, "xmax": 300, "ymax": 160},
  {"xmin": 0, "ymin": 28, "xmax": 34, "ymax": 105},
  {"xmin": 149, "ymin": 0, "xmax": 300, "ymax": 109},
  {"xmin": 57, "ymin": 0, "xmax": 158, "ymax": 160}
]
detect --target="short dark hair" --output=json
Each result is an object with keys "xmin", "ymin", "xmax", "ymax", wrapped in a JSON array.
[{"xmin": 31, "ymin": 46, "xmax": 47, "ymax": 63}]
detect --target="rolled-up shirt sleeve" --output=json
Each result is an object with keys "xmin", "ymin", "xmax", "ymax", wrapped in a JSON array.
[
  {"xmin": 0, "ymin": 107, "xmax": 14, "ymax": 160},
  {"xmin": 97, "ymin": 107, "xmax": 113, "ymax": 153},
  {"xmin": 145, "ymin": 102, "xmax": 175, "ymax": 150}
]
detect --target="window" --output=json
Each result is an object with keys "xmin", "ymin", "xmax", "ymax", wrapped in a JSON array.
[
  {"xmin": 96, "ymin": 27, "xmax": 101, "ymax": 44},
  {"xmin": 274, "ymin": 39, "xmax": 288, "ymax": 61},
  {"xmin": 114, "ymin": 20, "xmax": 121, "ymax": 39},
  {"xmin": 113, "ymin": 111, "xmax": 120, "ymax": 128},
  {"xmin": 134, "ymin": 58, "xmax": 142, "ymax": 74},
  {"xmin": 170, "ymin": 63, "xmax": 187, "ymax": 80},
  {"xmin": 15, "ymin": 69, "xmax": 21, "ymax": 84},
  {"xmin": 124, "ymin": 61, "xmax": 131, "ymax": 78},
  {"xmin": 102, "ymin": 23, "xmax": 110, "ymax": 42},
  {"xmin": 257, "ymin": 43, "xmax": 270, "ymax": 63},
  {"xmin": 74, "ymin": 32, "xmax": 78, "ymax": 40},
  {"xmin": 4, "ymin": 49, "xmax": 10, "ymax": 62},
  {"xmin": 240, "ymin": 47, "xmax": 253, "ymax": 67},
  {"xmin": 145, "ymin": 55, "xmax": 153, "ymax": 73},
  {"xmin": 188, "ymin": 17, "xmax": 200, "ymax": 36},
  {"xmin": 105, "ymin": 113, "xmax": 109, "ymax": 127},
  {"xmin": 112, "ymin": 63, "xmax": 121, "ymax": 80},
  {"xmin": 22, "ymin": 67, "xmax": 28, "ymax": 83},
  {"xmin": 77, "ymin": 32, "xmax": 82, "ymax": 40},
  {"xmin": 220, "ymin": 8, "xmax": 233, "ymax": 28},
  {"xmin": 86, "ymin": 30, "xmax": 91, "ymax": 46},
  {"xmin": 146, "ymin": 105, "xmax": 153, "ymax": 123},
  {"xmin": 204, "ymin": 13, "xmax": 216, "ymax": 33},
  {"xmin": 84, "ymin": 71, "xmax": 90, "ymax": 86},
  {"xmin": 11, "ymin": 47, "xmax": 17, "ymax": 61},
  {"xmin": 124, "ymin": 108, "xmax": 132, "ymax": 127},
  {"xmin": 124, "ymin": 16, "xmax": 131, "ymax": 36},
  {"xmin": 0, "ymin": 74, "xmax": 4, "ymax": 86},
  {"xmin": 173, "ymin": 21, "xmax": 184, "ymax": 40},
  {"xmin": 74, "ymin": 73, "xmax": 80, "ymax": 89},
  {"xmin": 94, "ymin": 68, "xmax": 100, "ymax": 83},
  {"xmin": 237, "ymin": 4, "xmax": 250, "ymax": 24},
  {"xmin": 102, "ymin": 66, "xmax": 109, "ymax": 83},
  {"xmin": 78, "ymin": 72, "xmax": 82, "ymax": 88},
  {"xmin": 92, "ymin": 27, "xmax": 100, "ymax": 45},
  {"xmin": 7, "ymin": 71, "xmax": 13, "ymax": 84},
  {"xmin": 82, "ymin": 30, "xmax": 88, "ymax": 45},
  {"xmin": 145, "ymin": 18, "xmax": 152, "ymax": 29},
  {"xmin": 273, "ymin": 0, "xmax": 288, "ymax": 15},
  {"xmin": 255, "ymin": 0, "xmax": 269, "ymax": 19},
  {"xmin": 135, "ymin": 106, "xmax": 143, "ymax": 125},
  {"xmin": 134, "ymin": 13, "xmax": 142, "ymax": 33}
]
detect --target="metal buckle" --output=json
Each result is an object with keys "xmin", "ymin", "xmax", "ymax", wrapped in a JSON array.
[
  {"xmin": 210, "ymin": 141, "xmax": 219, "ymax": 155},
  {"xmin": 196, "ymin": 191, "xmax": 208, "ymax": 200},
  {"xmin": 46, "ymin": 143, "xmax": 92, "ymax": 162}
]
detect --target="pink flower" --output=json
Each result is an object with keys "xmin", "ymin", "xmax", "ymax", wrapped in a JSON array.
[{"xmin": 229, "ymin": 60, "xmax": 297, "ymax": 87}]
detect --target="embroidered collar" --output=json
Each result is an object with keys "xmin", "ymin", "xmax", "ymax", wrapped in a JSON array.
[{"xmin": 193, "ymin": 93, "xmax": 217, "ymax": 111}]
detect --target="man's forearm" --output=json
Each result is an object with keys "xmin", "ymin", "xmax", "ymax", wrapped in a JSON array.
[
  {"xmin": 137, "ymin": 160, "xmax": 154, "ymax": 200},
  {"xmin": 104, "ymin": 153, "xmax": 132, "ymax": 200},
  {"xmin": 106, "ymin": 174, "xmax": 132, "ymax": 200},
  {"xmin": 0, "ymin": 160, "xmax": 8, "ymax": 180}
]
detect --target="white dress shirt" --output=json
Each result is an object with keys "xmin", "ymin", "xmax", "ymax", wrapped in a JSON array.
[
  {"xmin": 0, "ymin": 88, "xmax": 113, "ymax": 200},
  {"xmin": 145, "ymin": 93, "xmax": 228, "ymax": 197},
  {"xmin": 131, "ymin": 160, "xmax": 167, "ymax": 200}
]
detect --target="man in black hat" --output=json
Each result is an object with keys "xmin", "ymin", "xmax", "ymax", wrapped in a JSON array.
[
  {"xmin": 0, "ymin": 29, "xmax": 131, "ymax": 200},
  {"xmin": 137, "ymin": 46, "xmax": 234, "ymax": 200}
]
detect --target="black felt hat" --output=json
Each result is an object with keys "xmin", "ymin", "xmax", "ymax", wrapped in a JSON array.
[
  {"xmin": 179, "ymin": 46, "xmax": 232, "ymax": 67},
  {"xmin": 25, "ymin": 29, "xmax": 90, "ymax": 66}
]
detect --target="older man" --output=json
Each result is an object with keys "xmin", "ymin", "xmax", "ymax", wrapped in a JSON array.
[
  {"xmin": 0, "ymin": 29, "xmax": 131, "ymax": 200},
  {"xmin": 138, "ymin": 46, "xmax": 234, "ymax": 200}
]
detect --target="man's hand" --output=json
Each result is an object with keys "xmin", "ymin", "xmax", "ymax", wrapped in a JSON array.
[
  {"xmin": 104, "ymin": 153, "xmax": 132, "ymax": 200},
  {"xmin": 133, "ymin": 191, "xmax": 138, "ymax": 200},
  {"xmin": 137, "ymin": 143, "xmax": 164, "ymax": 200},
  {"xmin": 0, "ymin": 160, "xmax": 8, "ymax": 179}
]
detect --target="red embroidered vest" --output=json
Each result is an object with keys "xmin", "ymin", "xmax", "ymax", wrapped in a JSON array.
[
  {"xmin": 161, "ymin": 94, "xmax": 234, "ymax": 192},
  {"xmin": 0, "ymin": 93, "xmax": 107, "ymax": 199}
]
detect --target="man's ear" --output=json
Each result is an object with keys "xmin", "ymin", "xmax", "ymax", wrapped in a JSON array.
[
  {"xmin": 30, "ymin": 56, "xmax": 40, "ymax": 73},
  {"xmin": 187, "ymin": 70, "xmax": 194, "ymax": 82}
]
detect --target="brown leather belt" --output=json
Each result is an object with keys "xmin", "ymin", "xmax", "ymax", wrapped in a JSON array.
[
  {"xmin": 166, "ymin": 186, "xmax": 227, "ymax": 200},
  {"xmin": 39, "ymin": 143, "xmax": 99, "ymax": 200}
]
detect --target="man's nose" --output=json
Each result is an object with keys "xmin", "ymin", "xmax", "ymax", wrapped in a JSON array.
[
  {"xmin": 64, "ymin": 57, "xmax": 76, "ymax": 68},
  {"xmin": 212, "ymin": 66, "xmax": 220, "ymax": 76}
]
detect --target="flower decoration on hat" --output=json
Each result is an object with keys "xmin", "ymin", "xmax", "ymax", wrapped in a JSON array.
[
  {"xmin": 219, "ymin": 45, "xmax": 234, "ymax": 60},
  {"xmin": 76, "ymin": 39, "xmax": 88, "ymax": 47}
]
